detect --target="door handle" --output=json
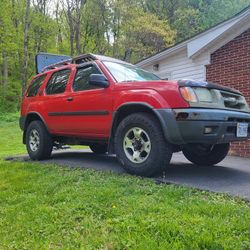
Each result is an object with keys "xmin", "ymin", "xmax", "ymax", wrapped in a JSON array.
[{"xmin": 67, "ymin": 97, "xmax": 73, "ymax": 101}]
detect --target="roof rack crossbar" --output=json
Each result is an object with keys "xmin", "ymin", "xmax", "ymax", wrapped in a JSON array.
[
  {"xmin": 42, "ymin": 59, "xmax": 72, "ymax": 72},
  {"xmin": 72, "ymin": 54, "xmax": 97, "ymax": 64}
]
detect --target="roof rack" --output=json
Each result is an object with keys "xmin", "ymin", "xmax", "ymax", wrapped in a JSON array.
[
  {"xmin": 39, "ymin": 53, "xmax": 98, "ymax": 73},
  {"xmin": 72, "ymin": 54, "xmax": 98, "ymax": 64},
  {"xmin": 42, "ymin": 59, "xmax": 72, "ymax": 72},
  {"xmin": 37, "ymin": 52, "xmax": 132, "ymax": 74}
]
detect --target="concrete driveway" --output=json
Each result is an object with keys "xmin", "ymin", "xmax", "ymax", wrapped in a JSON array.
[{"xmin": 7, "ymin": 149, "xmax": 250, "ymax": 201}]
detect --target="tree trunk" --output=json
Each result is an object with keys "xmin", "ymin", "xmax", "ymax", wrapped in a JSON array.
[
  {"xmin": 22, "ymin": 0, "xmax": 30, "ymax": 95},
  {"xmin": 55, "ymin": 1, "xmax": 63, "ymax": 53},
  {"xmin": 75, "ymin": 0, "xmax": 85, "ymax": 55},
  {"xmin": 75, "ymin": 0, "xmax": 81, "ymax": 55},
  {"xmin": 75, "ymin": 20, "xmax": 81, "ymax": 55},
  {"xmin": 67, "ymin": 5, "xmax": 74, "ymax": 56},
  {"xmin": 2, "ymin": 52, "xmax": 8, "ymax": 87},
  {"xmin": 69, "ymin": 26, "xmax": 74, "ymax": 56},
  {"xmin": 124, "ymin": 48, "xmax": 132, "ymax": 62}
]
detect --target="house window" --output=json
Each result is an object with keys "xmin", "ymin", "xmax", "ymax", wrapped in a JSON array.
[{"xmin": 153, "ymin": 63, "xmax": 159, "ymax": 71}]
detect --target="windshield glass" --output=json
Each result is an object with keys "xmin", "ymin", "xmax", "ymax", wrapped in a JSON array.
[{"xmin": 103, "ymin": 61, "xmax": 160, "ymax": 82}]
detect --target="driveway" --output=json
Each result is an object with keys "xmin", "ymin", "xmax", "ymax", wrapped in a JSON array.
[{"xmin": 6, "ymin": 149, "xmax": 250, "ymax": 201}]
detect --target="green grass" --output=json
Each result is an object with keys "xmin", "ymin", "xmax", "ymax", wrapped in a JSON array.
[
  {"xmin": 0, "ymin": 118, "xmax": 26, "ymax": 158},
  {"xmin": 0, "ymin": 116, "xmax": 250, "ymax": 249}
]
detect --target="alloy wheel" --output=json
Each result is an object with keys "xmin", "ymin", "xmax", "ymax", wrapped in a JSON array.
[{"xmin": 123, "ymin": 127, "xmax": 151, "ymax": 164}]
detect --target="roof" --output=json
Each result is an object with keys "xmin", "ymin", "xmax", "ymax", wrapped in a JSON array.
[
  {"xmin": 136, "ymin": 5, "xmax": 250, "ymax": 67},
  {"xmin": 73, "ymin": 54, "xmax": 132, "ymax": 65}
]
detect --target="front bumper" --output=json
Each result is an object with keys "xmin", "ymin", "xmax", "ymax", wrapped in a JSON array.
[{"xmin": 154, "ymin": 108, "xmax": 250, "ymax": 145}]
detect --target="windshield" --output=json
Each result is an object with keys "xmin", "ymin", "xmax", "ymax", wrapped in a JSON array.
[{"xmin": 103, "ymin": 61, "xmax": 160, "ymax": 82}]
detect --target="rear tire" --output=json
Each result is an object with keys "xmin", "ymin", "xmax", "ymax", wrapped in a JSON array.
[
  {"xmin": 114, "ymin": 112, "xmax": 173, "ymax": 177},
  {"xmin": 182, "ymin": 143, "xmax": 230, "ymax": 166},
  {"xmin": 26, "ymin": 120, "xmax": 53, "ymax": 160},
  {"xmin": 89, "ymin": 143, "xmax": 107, "ymax": 154}
]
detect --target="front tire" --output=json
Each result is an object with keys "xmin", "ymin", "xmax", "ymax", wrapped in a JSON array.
[
  {"xmin": 182, "ymin": 143, "xmax": 230, "ymax": 166},
  {"xmin": 26, "ymin": 120, "xmax": 53, "ymax": 160},
  {"xmin": 114, "ymin": 113, "xmax": 173, "ymax": 177}
]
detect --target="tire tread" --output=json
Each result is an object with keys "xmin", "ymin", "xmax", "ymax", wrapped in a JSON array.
[
  {"xmin": 114, "ymin": 112, "xmax": 172, "ymax": 176},
  {"xmin": 26, "ymin": 120, "xmax": 53, "ymax": 160}
]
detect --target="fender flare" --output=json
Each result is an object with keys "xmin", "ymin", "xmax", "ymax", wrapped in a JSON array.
[
  {"xmin": 20, "ymin": 112, "xmax": 49, "ymax": 144},
  {"xmin": 108, "ymin": 102, "xmax": 170, "ymax": 153}
]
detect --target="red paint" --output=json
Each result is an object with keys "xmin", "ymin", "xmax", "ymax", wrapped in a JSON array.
[{"xmin": 20, "ymin": 59, "xmax": 189, "ymax": 140}]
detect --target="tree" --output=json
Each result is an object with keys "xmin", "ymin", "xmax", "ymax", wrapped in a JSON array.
[
  {"xmin": 113, "ymin": 5, "xmax": 176, "ymax": 62},
  {"xmin": 0, "ymin": 0, "xmax": 17, "ymax": 89},
  {"xmin": 172, "ymin": 7, "xmax": 201, "ymax": 42},
  {"xmin": 22, "ymin": 0, "xmax": 31, "ymax": 94},
  {"xmin": 80, "ymin": 0, "xmax": 111, "ymax": 54},
  {"xmin": 62, "ymin": 0, "xmax": 86, "ymax": 56}
]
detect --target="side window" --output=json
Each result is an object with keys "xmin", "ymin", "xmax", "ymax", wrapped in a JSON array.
[
  {"xmin": 46, "ymin": 69, "xmax": 71, "ymax": 95},
  {"xmin": 26, "ymin": 75, "xmax": 46, "ymax": 97},
  {"xmin": 73, "ymin": 65, "xmax": 102, "ymax": 92}
]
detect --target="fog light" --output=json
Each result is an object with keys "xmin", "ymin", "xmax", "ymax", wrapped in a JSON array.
[
  {"xmin": 204, "ymin": 127, "xmax": 213, "ymax": 134},
  {"xmin": 176, "ymin": 112, "xmax": 189, "ymax": 120}
]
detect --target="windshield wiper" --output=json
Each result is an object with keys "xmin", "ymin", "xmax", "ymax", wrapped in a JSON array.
[{"xmin": 120, "ymin": 80, "xmax": 138, "ymax": 82}]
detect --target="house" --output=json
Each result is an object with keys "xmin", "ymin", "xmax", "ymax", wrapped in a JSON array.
[{"xmin": 136, "ymin": 6, "xmax": 250, "ymax": 157}]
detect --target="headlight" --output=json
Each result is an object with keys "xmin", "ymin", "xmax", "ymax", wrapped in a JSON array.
[
  {"xmin": 180, "ymin": 87, "xmax": 213, "ymax": 103},
  {"xmin": 180, "ymin": 87, "xmax": 198, "ymax": 103},
  {"xmin": 193, "ymin": 87, "xmax": 213, "ymax": 102}
]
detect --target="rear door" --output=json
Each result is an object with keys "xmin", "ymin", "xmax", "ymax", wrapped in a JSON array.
[
  {"xmin": 21, "ymin": 74, "xmax": 47, "ymax": 117},
  {"xmin": 42, "ymin": 68, "xmax": 73, "ymax": 133}
]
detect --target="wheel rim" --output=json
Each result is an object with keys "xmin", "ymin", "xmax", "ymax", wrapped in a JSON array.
[
  {"xmin": 29, "ymin": 129, "xmax": 40, "ymax": 152},
  {"xmin": 123, "ymin": 127, "xmax": 151, "ymax": 164}
]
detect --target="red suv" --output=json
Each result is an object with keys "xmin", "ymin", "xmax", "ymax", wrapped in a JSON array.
[{"xmin": 20, "ymin": 53, "xmax": 250, "ymax": 176}]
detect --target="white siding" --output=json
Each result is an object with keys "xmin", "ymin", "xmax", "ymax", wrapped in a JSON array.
[{"xmin": 142, "ymin": 49, "xmax": 208, "ymax": 81}]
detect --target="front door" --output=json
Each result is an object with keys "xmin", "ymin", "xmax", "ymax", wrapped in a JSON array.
[{"xmin": 65, "ymin": 64, "xmax": 113, "ymax": 139}]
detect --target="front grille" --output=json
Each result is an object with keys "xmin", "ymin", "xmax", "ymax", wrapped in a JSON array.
[
  {"xmin": 228, "ymin": 117, "xmax": 250, "ymax": 123},
  {"xmin": 226, "ymin": 125, "xmax": 250, "ymax": 134},
  {"xmin": 220, "ymin": 91, "xmax": 246, "ymax": 110}
]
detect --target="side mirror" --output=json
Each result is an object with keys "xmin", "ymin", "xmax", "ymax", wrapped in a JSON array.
[{"xmin": 89, "ymin": 74, "xmax": 109, "ymax": 88}]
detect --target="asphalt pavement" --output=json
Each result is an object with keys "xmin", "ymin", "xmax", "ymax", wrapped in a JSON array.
[{"xmin": 6, "ymin": 149, "xmax": 250, "ymax": 201}]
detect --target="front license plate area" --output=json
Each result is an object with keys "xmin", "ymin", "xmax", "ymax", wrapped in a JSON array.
[{"xmin": 236, "ymin": 123, "xmax": 248, "ymax": 138}]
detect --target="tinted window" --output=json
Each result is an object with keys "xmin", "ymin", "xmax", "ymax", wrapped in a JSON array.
[
  {"xmin": 46, "ymin": 69, "xmax": 71, "ymax": 95},
  {"xmin": 73, "ymin": 65, "xmax": 102, "ymax": 92},
  {"xmin": 26, "ymin": 75, "xmax": 46, "ymax": 97}
]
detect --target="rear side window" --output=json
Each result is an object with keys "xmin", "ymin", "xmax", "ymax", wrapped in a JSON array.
[
  {"xmin": 46, "ymin": 69, "xmax": 71, "ymax": 95},
  {"xmin": 73, "ymin": 65, "xmax": 102, "ymax": 92},
  {"xmin": 26, "ymin": 75, "xmax": 46, "ymax": 97}
]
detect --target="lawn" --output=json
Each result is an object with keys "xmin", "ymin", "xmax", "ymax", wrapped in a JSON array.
[{"xmin": 0, "ymin": 115, "xmax": 249, "ymax": 249}]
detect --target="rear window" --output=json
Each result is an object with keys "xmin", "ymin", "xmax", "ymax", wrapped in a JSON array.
[
  {"xmin": 26, "ymin": 75, "xmax": 46, "ymax": 97},
  {"xmin": 46, "ymin": 69, "xmax": 71, "ymax": 95}
]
